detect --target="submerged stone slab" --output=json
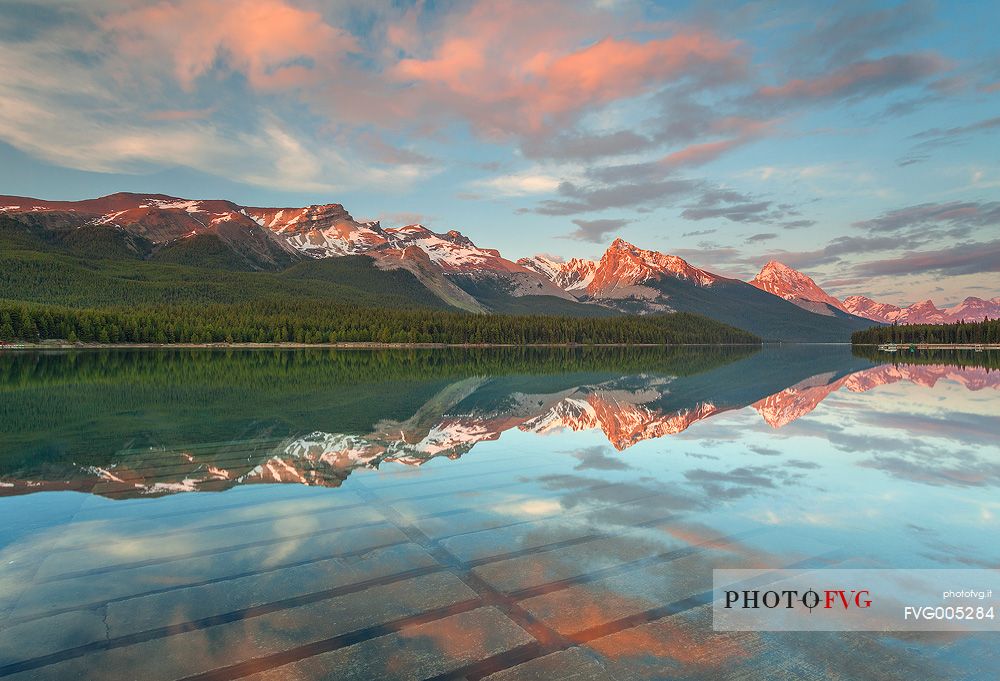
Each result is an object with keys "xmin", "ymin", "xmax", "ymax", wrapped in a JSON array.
[
  {"xmin": 51, "ymin": 493, "xmax": 369, "ymax": 552},
  {"xmin": 10, "ymin": 524, "xmax": 408, "ymax": 620},
  {"xmin": 6, "ymin": 571, "xmax": 478, "ymax": 681},
  {"xmin": 72, "ymin": 484, "xmax": 324, "ymax": 523},
  {"xmin": 484, "ymin": 646, "xmax": 614, "ymax": 681},
  {"xmin": 441, "ymin": 518, "xmax": 601, "ymax": 564},
  {"xmin": 0, "ymin": 609, "xmax": 108, "ymax": 666},
  {"xmin": 35, "ymin": 504, "xmax": 386, "ymax": 579},
  {"xmin": 517, "ymin": 545, "xmax": 749, "ymax": 636},
  {"xmin": 369, "ymin": 468, "xmax": 560, "ymax": 503},
  {"xmin": 473, "ymin": 530, "xmax": 675, "ymax": 594},
  {"xmin": 243, "ymin": 607, "xmax": 534, "ymax": 681},
  {"xmin": 104, "ymin": 542, "xmax": 439, "ymax": 638}
]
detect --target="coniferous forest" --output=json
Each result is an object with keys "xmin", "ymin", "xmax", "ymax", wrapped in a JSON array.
[
  {"xmin": 0, "ymin": 221, "xmax": 761, "ymax": 346},
  {"xmin": 851, "ymin": 318, "xmax": 1000, "ymax": 345},
  {"xmin": 0, "ymin": 300, "xmax": 759, "ymax": 346}
]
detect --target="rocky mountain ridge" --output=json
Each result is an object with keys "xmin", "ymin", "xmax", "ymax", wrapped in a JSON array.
[{"xmin": 746, "ymin": 259, "xmax": 999, "ymax": 324}]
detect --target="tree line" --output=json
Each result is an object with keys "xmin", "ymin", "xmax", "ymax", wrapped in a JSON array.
[
  {"xmin": 0, "ymin": 300, "xmax": 760, "ymax": 346},
  {"xmin": 852, "ymin": 346, "xmax": 1000, "ymax": 371},
  {"xmin": 851, "ymin": 318, "xmax": 1000, "ymax": 345}
]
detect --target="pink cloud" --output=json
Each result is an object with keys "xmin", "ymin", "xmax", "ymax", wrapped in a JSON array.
[
  {"xmin": 395, "ymin": 38, "xmax": 488, "ymax": 89},
  {"xmin": 754, "ymin": 53, "xmax": 949, "ymax": 103},
  {"xmin": 386, "ymin": 0, "xmax": 744, "ymax": 135},
  {"xmin": 104, "ymin": 0, "xmax": 357, "ymax": 91},
  {"xmin": 91, "ymin": 0, "xmax": 749, "ymax": 162},
  {"xmin": 661, "ymin": 117, "xmax": 773, "ymax": 168},
  {"xmin": 538, "ymin": 33, "xmax": 742, "ymax": 114},
  {"xmin": 662, "ymin": 138, "xmax": 746, "ymax": 168}
]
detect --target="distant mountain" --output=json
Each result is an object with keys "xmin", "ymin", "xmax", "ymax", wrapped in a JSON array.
[
  {"xmin": 840, "ymin": 295, "xmax": 907, "ymax": 324},
  {"xmin": 842, "ymin": 295, "xmax": 1000, "ymax": 324},
  {"xmin": 517, "ymin": 255, "xmax": 597, "ymax": 292},
  {"xmin": 593, "ymin": 238, "xmax": 720, "ymax": 290},
  {"xmin": 947, "ymin": 296, "xmax": 1000, "ymax": 321},
  {"xmin": 746, "ymin": 260, "xmax": 999, "ymax": 324},
  {"xmin": 524, "ymin": 239, "xmax": 874, "ymax": 341},
  {"xmin": 749, "ymin": 260, "xmax": 848, "ymax": 316},
  {"xmin": 0, "ymin": 193, "xmax": 562, "ymax": 301}
]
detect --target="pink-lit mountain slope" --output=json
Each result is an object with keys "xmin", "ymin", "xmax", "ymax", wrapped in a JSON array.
[
  {"xmin": 749, "ymin": 260, "xmax": 848, "ymax": 316},
  {"xmin": 0, "ymin": 192, "xmax": 574, "ymax": 313},
  {"xmin": 747, "ymin": 260, "xmax": 999, "ymax": 324}
]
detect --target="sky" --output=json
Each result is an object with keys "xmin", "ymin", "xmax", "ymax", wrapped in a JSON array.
[{"xmin": 0, "ymin": 0, "xmax": 998, "ymax": 306}]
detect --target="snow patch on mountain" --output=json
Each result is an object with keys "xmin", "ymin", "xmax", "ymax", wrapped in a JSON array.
[
  {"xmin": 141, "ymin": 198, "xmax": 202, "ymax": 212},
  {"xmin": 518, "ymin": 255, "xmax": 598, "ymax": 292}
]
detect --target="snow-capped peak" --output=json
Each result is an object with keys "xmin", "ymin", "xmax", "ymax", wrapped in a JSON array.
[
  {"xmin": 751, "ymin": 265, "xmax": 997, "ymax": 323},
  {"xmin": 517, "ymin": 255, "xmax": 564, "ymax": 280},
  {"xmin": 380, "ymin": 224, "xmax": 520, "ymax": 273},
  {"xmin": 588, "ymin": 238, "xmax": 718, "ymax": 293},
  {"xmin": 945, "ymin": 297, "xmax": 1000, "ymax": 321},
  {"xmin": 749, "ymin": 261, "xmax": 846, "ymax": 312},
  {"xmin": 842, "ymin": 295, "xmax": 903, "ymax": 323},
  {"xmin": 841, "ymin": 293, "xmax": 1000, "ymax": 324},
  {"xmin": 518, "ymin": 255, "xmax": 598, "ymax": 291},
  {"xmin": 140, "ymin": 198, "xmax": 203, "ymax": 212},
  {"xmin": 393, "ymin": 223, "xmax": 432, "ymax": 234}
]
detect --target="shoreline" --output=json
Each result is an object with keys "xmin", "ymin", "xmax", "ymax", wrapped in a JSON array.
[
  {"xmin": 2, "ymin": 342, "xmax": 996, "ymax": 351},
  {"xmin": 0, "ymin": 341, "xmax": 767, "ymax": 350},
  {"xmin": 854, "ymin": 343, "xmax": 1000, "ymax": 350}
]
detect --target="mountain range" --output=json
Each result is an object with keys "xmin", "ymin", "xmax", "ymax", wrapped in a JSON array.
[
  {"xmin": 749, "ymin": 259, "xmax": 1000, "ymax": 325},
  {"xmin": 2, "ymin": 192, "xmax": 994, "ymax": 341}
]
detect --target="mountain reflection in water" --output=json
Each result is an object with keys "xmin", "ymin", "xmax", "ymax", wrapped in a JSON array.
[
  {"xmin": 0, "ymin": 346, "xmax": 996, "ymax": 499},
  {"xmin": 0, "ymin": 347, "xmax": 998, "ymax": 680}
]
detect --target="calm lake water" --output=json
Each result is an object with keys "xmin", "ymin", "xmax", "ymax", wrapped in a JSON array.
[{"xmin": 0, "ymin": 346, "xmax": 998, "ymax": 680}]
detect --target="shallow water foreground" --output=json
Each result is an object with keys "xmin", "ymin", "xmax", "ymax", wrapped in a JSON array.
[{"xmin": 0, "ymin": 346, "xmax": 998, "ymax": 680}]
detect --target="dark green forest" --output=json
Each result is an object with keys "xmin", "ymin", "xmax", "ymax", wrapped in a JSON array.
[
  {"xmin": 0, "ymin": 219, "xmax": 760, "ymax": 345},
  {"xmin": 0, "ymin": 227, "xmax": 455, "ymax": 310},
  {"xmin": 0, "ymin": 300, "xmax": 759, "ymax": 345},
  {"xmin": 851, "ymin": 318, "xmax": 1000, "ymax": 345}
]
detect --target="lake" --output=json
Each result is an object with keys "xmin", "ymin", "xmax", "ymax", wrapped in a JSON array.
[{"xmin": 0, "ymin": 346, "xmax": 998, "ymax": 680}]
